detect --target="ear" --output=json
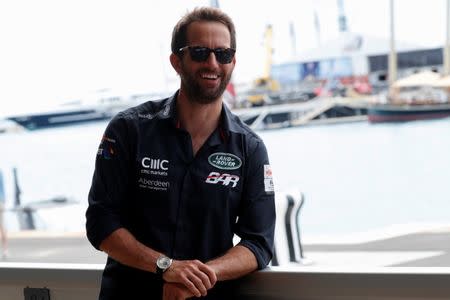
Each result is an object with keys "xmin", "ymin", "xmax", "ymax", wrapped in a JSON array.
[{"xmin": 170, "ymin": 53, "xmax": 182, "ymax": 74}]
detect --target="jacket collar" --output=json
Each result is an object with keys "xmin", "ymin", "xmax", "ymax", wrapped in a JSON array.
[{"xmin": 163, "ymin": 90, "xmax": 244, "ymax": 142}]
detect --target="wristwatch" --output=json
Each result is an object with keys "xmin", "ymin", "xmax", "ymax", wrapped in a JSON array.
[{"xmin": 156, "ymin": 255, "xmax": 173, "ymax": 276}]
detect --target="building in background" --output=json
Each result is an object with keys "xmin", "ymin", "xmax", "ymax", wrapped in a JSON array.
[{"xmin": 272, "ymin": 33, "xmax": 443, "ymax": 97}]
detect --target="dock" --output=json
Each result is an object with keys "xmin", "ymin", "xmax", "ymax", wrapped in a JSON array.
[
  {"xmin": 232, "ymin": 97, "xmax": 370, "ymax": 130},
  {"xmin": 2, "ymin": 227, "xmax": 450, "ymax": 267}
]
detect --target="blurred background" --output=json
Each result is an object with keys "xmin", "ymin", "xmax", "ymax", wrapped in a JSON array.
[{"xmin": 1, "ymin": 0, "xmax": 450, "ymax": 267}]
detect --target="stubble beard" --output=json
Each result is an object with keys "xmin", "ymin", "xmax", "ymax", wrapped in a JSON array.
[{"xmin": 179, "ymin": 66, "xmax": 232, "ymax": 105}]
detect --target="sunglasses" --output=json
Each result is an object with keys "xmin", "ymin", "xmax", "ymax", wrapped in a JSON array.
[{"xmin": 178, "ymin": 46, "xmax": 236, "ymax": 64}]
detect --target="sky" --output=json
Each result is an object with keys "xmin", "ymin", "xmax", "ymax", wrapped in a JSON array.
[{"xmin": 0, "ymin": 0, "xmax": 448, "ymax": 114}]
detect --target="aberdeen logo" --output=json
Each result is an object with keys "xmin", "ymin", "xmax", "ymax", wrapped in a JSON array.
[{"xmin": 208, "ymin": 152, "xmax": 242, "ymax": 170}]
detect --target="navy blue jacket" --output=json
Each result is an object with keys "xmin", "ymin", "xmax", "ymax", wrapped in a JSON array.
[{"xmin": 86, "ymin": 92, "xmax": 275, "ymax": 299}]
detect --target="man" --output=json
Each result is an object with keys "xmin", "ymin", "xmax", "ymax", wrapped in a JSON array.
[{"xmin": 86, "ymin": 7, "xmax": 275, "ymax": 300}]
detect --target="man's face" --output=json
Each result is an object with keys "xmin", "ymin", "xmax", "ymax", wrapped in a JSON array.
[{"xmin": 177, "ymin": 21, "xmax": 235, "ymax": 104}]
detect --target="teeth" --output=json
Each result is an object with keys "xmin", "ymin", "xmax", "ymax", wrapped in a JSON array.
[{"xmin": 201, "ymin": 73, "xmax": 219, "ymax": 79}]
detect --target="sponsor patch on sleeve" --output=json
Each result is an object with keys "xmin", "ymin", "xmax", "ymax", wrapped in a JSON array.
[
  {"xmin": 97, "ymin": 135, "xmax": 117, "ymax": 160},
  {"xmin": 263, "ymin": 164, "xmax": 274, "ymax": 193}
]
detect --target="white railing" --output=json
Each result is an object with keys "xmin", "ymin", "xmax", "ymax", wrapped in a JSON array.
[
  {"xmin": 1, "ymin": 263, "xmax": 450, "ymax": 300},
  {"xmin": 0, "ymin": 262, "xmax": 103, "ymax": 300},
  {"xmin": 238, "ymin": 267, "xmax": 450, "ymax": 300}
]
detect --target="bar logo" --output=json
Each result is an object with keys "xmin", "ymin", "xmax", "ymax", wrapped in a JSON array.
[{"xmin": 205, "ymin": 172, "xmax": 240, "ymax": 188}]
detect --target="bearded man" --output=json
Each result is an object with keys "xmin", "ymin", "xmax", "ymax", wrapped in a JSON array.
[{"xmin": 86, "ymin": 7, "xmax": 275, "ymax": 300}]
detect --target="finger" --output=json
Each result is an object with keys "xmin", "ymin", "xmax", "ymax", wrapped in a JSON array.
[
  {"xmin": 192, "ymin": 268, "xmax": 213, "ymax": 290},
  {"xmin": 190, "ymin": 260, "xmax": 217, "ymax": 284},
  {"xmin": 188, "ymin": 260, "xmax": 215, "ymax": 289},
  {"xmin": 162, "ymin": 284, "xmax": 171, "ymax": 300},
  {"xmin": 197, "ymin": 264, "xmax": 217, "ymax": 286},
  {"xmin": 187, "ymin": 273, "xmax": 208, "ymax": 296},
  {"xmin": 181, "ymin": 275, "xmax": 202, "ymax": 298}
]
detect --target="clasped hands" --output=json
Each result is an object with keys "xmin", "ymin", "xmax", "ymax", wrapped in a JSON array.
[{"xmin": 162, "ymin": 259, "xmax": 217, "ymax": 300}]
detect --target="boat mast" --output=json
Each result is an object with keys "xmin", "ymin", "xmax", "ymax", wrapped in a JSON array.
[
  {"xmin": 337, "ymin": 0, "xmax": 348, "ymax": 33},
  {"xmin": 209, "ymin": 0, "xmax": 219, "ymax": 8},
  {"xmin": 444, "ymin": 0, "xmax": 450, "ymax": 75},
  {"xmin": 388, "ymin": 0, "xmax": 397, "ymax": 86},
  {"xmin": 313, "ymin": 5, "xmax": 321, "ymax": 47}
]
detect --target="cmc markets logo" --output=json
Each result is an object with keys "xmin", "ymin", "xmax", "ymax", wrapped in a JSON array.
[
  {"xmin": 208, "ymin": 152, "xmax": 242, "ymax": 170},
  {"xmin": 142, "ymin": 157, "xmax": 169, "ymax": 170}
]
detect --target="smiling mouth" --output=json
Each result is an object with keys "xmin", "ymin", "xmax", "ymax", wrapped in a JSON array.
[{"xmin": 201, "ymin": 73, "xmax": 220, "ymax": 80}]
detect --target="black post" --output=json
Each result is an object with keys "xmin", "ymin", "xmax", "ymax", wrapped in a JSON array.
[
  {"xmin": 295, "ymin": 193, "xmax": 305, "ymax": 259},
  {"xmin": 284, "ymin": 195, "xmax": 297, "ymax": 262}
]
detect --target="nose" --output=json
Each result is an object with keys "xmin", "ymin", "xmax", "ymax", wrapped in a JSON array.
[{"xmin": 204, "ymin": 51, "xmax": 220, "ymax": 68}]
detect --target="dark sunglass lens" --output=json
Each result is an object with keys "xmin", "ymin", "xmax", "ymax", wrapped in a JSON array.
[
  {"xmin": 215, "ymin": 49, "xmax": 235, "ymax": 64},
  {"xmin": 184, "ymin": 47, "xmax": 234, "ymax": 64},
  {"xmin": 189, "ymin": 47, "xmax": 210, "ymax": 62}
]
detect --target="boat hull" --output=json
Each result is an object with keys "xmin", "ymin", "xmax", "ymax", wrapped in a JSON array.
[
  {"xmin": 7, "ymin": 109, "xmax": 112, "ymax": 130},
  {"xmin": 367, "ymin": 104, "xmax": 450, "ymax": 123}
]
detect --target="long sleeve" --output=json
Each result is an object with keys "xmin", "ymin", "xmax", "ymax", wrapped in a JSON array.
[
  {"xmin": 85, "ymin": 113, "xmax": 134, "ymax": 250},
  {"xmin": 236, "ymin": 140, "xmax": 275, "ymax": 269}
]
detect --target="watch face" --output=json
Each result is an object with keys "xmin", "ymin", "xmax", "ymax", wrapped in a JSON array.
[{"xmin": 157, "ymin": 256, "xmax": 172, "ymax": 270}]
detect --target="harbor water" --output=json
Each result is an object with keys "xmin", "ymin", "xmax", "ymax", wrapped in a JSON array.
[{"xmin": 1, "ymin": 117, "xmax": 450, "ymax": 241}]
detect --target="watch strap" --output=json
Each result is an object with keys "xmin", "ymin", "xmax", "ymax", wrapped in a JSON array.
[{"xmin": 156, "ymin": 264, "xmax": 164, "ymax": 275}]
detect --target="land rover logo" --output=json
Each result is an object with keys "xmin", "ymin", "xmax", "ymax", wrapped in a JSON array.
[{"xmin": 208, "ymin": 152, "xmax": 242, "ymax": 170}]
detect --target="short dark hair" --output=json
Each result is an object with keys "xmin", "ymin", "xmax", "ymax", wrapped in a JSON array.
[{"xmin": 171, "ymin": 7, "xmax": 236, "ymax": 55}]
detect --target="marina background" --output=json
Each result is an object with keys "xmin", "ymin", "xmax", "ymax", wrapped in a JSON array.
[
  {"xmin": 0, "ymin": 0, "xmax": 447, "ymax": 115},
  {"xmin": 1, "ymin": 0, "xmax": 450, "ymax": 268},
  {"xmin": 1, "ymin": 117, "xmax": 449, "ymax": 242}
]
